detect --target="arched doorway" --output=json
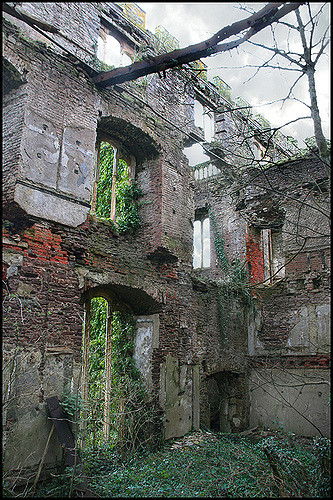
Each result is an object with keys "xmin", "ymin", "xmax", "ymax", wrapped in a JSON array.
[{"xmin": 80, "ymin": 285, "xmax": 161, "ymax": 451}]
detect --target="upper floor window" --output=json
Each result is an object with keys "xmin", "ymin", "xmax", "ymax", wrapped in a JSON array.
[
  {"xmin": 262, "ymin": 228, "xmax": 285, "ymax": 283},
  {"xmin": 97, "ymin": 24, "xmax": 132, "ymax": 68},
  {"xmin": 252, "ymin": 140, "xmax": 267, "ymax": 163},
  {"xmin": 193, "ymin": 213, "xmax": 211, "ymax": 269},
  {"xmin": 246, "ymin": 225, "xmax": 285, "ymax": 284},
  {"xmin": 91, "ymin": 140, "xmax": 138, "ymax": 230},
  {"xmin": 194, "ymin": 99, "xmax": 214, "ymax": 142}
]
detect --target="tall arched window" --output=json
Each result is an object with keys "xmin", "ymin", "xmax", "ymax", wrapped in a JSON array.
[
  {"xmin": 193, "ymin": 212, "xmax": 211, "ymax": 269},
  {"xmin": 91, "ymin": 139, "xmax": 137, "ymax": 226}
]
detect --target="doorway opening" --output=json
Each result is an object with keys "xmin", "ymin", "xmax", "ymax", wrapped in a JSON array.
[
  {"xmin": 81, "ymin": 295, "xmax": 151, "ymax": 454},
  {"xmin": 207, "ymin": 371, "xmax": 244, "ymax": 433}
]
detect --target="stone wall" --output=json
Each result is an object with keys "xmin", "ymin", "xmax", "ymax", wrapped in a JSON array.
[{"xmin": 191, "ymin": 118, "xmax": 330, "ymax": 437}]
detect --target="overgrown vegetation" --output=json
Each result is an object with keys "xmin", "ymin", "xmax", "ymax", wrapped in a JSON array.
[
  {"xmin": 209, "ymin": 208, "xmax": 252, "ymax": 341},
  {"xmin": 83, "ymin": 299, "xmax": 161, "ymax": 456},
  {"xmin": 95, "ymin": 142, "xmax": 142, "ymax": 233},
  {"xmin": 30, "ymin": 430, "xmax": 330, "ymax": 498},
  {"xmin": 85, "ymin": 297, "xmax": 107, "ymax": 446}
]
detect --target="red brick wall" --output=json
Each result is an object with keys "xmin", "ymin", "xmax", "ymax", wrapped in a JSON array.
[
  {"xmin": 245, "ymin": 226, "xmax": 264, "ymax": 285},
  {"xmin": 249, "ymin": 354, "xmax": 330, "ymax": 369},
  {"xmin": 286, "ymin": 247, "xmax": 331, "ymax": 276}
]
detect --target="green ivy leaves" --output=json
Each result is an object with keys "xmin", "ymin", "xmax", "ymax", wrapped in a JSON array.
[{"xmin": 95, "ymin": 142, "xmax": 142, "ymax": 233}]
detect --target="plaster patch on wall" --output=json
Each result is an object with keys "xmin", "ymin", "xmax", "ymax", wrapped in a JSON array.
[
  {"xmin": 14, "ymin": 183, "xmax": 90, "ymax": 227},
  {"xmin": 21, "ymin": 110, "xmax": 59, "ymax": 188},
  {"xmin": 159, "ymin": 355, "xmax": 199, "ymax": 439},
  {"xmin": 316, "ymin": 303, "xmax": 331, "ymax": 353},
  {"xmin": 58, "ymin": 127, "xmax": 95, "ymax": 199},
  {"xmin": 249, "ymin": 368, "xmax": 330, "ymax": 437},
  {"xmin": 286, "ymin": 307, "xmax": 309, "ymax": 350},
  {"xmin": 133, "ymin": 314, "xmax": 159, "ymax": 391},
  {"xmin": 248, "ymin": 308, "xmax": 265, "ymax": 355}
]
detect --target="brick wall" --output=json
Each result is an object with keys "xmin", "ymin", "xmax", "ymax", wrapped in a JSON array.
[
  {"xmin": 245, "ymin": 226, "xmax": 264, "ymax": 285},
  {"xmin": 3, "ymin": 2, "xmax": 331, "ymax": 468}
]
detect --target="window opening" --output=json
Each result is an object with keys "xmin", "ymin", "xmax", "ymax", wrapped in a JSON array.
[
  {"xmin": 81, "ymin": 296, "xmax": 109, "ymax": 448},
  {"xmin": 252, "ymin": 140, "xmax": 267, "ymax": 163},
  {"xmin": 91, "ymin": 140, "xmax": 140, "ymax": 232},
  {"xmin": 193, "ymin": 213, "xmax": 211, "ymax": 269},
  {"xmin": 262, "ymin": 228, "xmax": 285, "ymax": 283},
  {"xmin": 81, "ymin": 298, "xmax": 141, "ymax": 449},
  {"xmin": 194, "ymin": 99, "xmax": 214, "ymax": 142},
  {"xmin": 183, "ymin": 143, "xmax": 210, "ymax": 167},
  {"xmin": 97, "ymin": 26, "xmax": 132, "ymax": 68}
]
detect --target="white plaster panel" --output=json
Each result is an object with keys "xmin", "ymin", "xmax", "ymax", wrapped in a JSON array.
[
  {"xmin": 286, "ymin": 307, "xmax": 310, "ymax": 350},
  {"xmin": 316, "ymin": 303, "xmax": 331, "ymax": 352},
  {"xmin": 249, "ymin": 368, "xmax": 330, "ymax": 437},
  {"xmin": 21, "ymin": 110, "xmax": 60, "ymax": 188},
  {"xmin": 133, "ymin": 317, "xmax": 153, "ymax": 389},
  {"xmin": 14, "ymin": 183, "xmax": 90, "ymax": 227},
  {"xmin": 58, "ymin": 126, "xmax": 95, "ymax": 200}
]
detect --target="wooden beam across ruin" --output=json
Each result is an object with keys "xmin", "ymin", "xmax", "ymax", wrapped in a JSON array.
[{"xmin": 93, "ymin": 3, "xmax": 304, "ymax": 88}]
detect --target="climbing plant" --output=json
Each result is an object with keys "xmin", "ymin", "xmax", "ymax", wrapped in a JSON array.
[
  {"xmin": 115, "ymin": 165, "xmax": 143, "ymax": 234},
  {"xmin": 95, "ymin": 142, "xmax": 142, "ymax": 233},
  {"xmin": 85, "ymin": 299, "xmax": 160, "ymax": 455},
  {"xmin": 209, "ymin": 208, "xmax": 252, "ymax": 342},
  {"xmin": 108, "ymin": 311, "xmax": 159, "ymax": 457},
  {"xmin": 86, "ymin": 297, "xmax": 108, "ymax": 446}
]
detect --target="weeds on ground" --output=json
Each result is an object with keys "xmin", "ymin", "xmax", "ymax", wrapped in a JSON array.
[{"xmin": 28, "ymin": 431, "xmax": 331, "ymax": 498}]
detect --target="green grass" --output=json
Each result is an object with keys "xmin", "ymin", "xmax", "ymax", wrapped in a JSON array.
[{"xmin": 22, "ymin": 431, "xmax": 331, "ymax": 498}]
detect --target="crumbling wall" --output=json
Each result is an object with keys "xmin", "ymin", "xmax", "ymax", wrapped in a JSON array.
[
  {"xmin": 239, "ymin": 157, "xmax": 331, "ymax": 437},
  {"xmin": 2, "ymin": 3, "xmax": 200, "ymax": 479},
  {"xmin": 192, "ymin": 167, "xmax": 250, "ymax": 432},
  {"xmin": 192, "ymin": 142, "xmax": 330, "ymax": 437},
  {"xmin": 3, "ymin": 4, "xmax": 330, "ymax": 486}
]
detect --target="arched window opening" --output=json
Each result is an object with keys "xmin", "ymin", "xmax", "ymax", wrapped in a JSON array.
[
  {"xmin": 91, "ymin": 140, "xmax": 141, "ymax": 232},
  {"xmin": 193, "ymin": 212, "xmax": 211, "ymax": 269},
  {"xmin": 84, "ymin": 296, "xmax": 108, "ymax": 447},
  {"xmin": 81, "ymin": 296, "xmax": 145, "ymax": 452},
  {"xmin": 97, "ymin": 26, "xmax": 132, "ymax": 68}
]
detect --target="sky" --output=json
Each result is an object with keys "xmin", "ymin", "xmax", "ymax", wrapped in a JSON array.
[{"xmin": 137, "ymin": 2, "xmax": 330, "ymax": 148}]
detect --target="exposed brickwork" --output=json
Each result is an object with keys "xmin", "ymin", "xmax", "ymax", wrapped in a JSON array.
[
  {"xmin": 249, "ymin": 354, "xmax": 330, "ymax": 369},
  {"xmin": 286, "ymin": 248, "xmax": 331, "ymax": 277},
  {"xmin": 2, "ymin": 2, "xmax": 331, "ymax": 475},
  {"xmin": 245, "ymin": 226, "xmax": 264, "ymax": 285}
]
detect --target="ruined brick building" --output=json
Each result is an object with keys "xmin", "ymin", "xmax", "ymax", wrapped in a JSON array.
[{"xmin": 3, "ymin": 2, "xmax": 330, "ymax": 480}]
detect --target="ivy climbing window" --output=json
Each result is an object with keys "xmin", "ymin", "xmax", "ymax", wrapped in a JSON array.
[
  {"xmin": 81, "ymin": 296, "xmax": 141, "ymax": 449},
  {"xmin": 193, "ymin": 212, "xmax": 211, "ymax": 269},
  {"xmin": 91, "ymin": 140, "xmax": 141, "ymax": 232}
]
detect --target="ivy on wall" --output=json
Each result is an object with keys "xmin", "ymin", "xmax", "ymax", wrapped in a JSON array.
[
  {"xmin": 84, "ymin": 298, "xmax": 157, "ymax": 454},
  {"xmin": 95, "ymin": 142, "xmax": 142, "ymax": 233},
  {"xmin": 209, "ymin": 208, "xmax": 252, "ymax": 342},
  {"xmin": 86, "ymin": 297, "xmax": 108, "ymax": 444}
]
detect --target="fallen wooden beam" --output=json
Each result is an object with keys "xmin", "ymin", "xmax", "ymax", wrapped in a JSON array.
[{"xmin": 92, "ymin": 3, "xmax": 304, "ymax": 88}]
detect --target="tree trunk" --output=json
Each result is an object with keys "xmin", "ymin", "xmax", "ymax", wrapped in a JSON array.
[
  {"xmin": 306, "ymin": 65, "xmax": 328, "ymax": 157},
  {"xmin": 295, "ymin": 8, "xmax": 328, "ymax": 158}
]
